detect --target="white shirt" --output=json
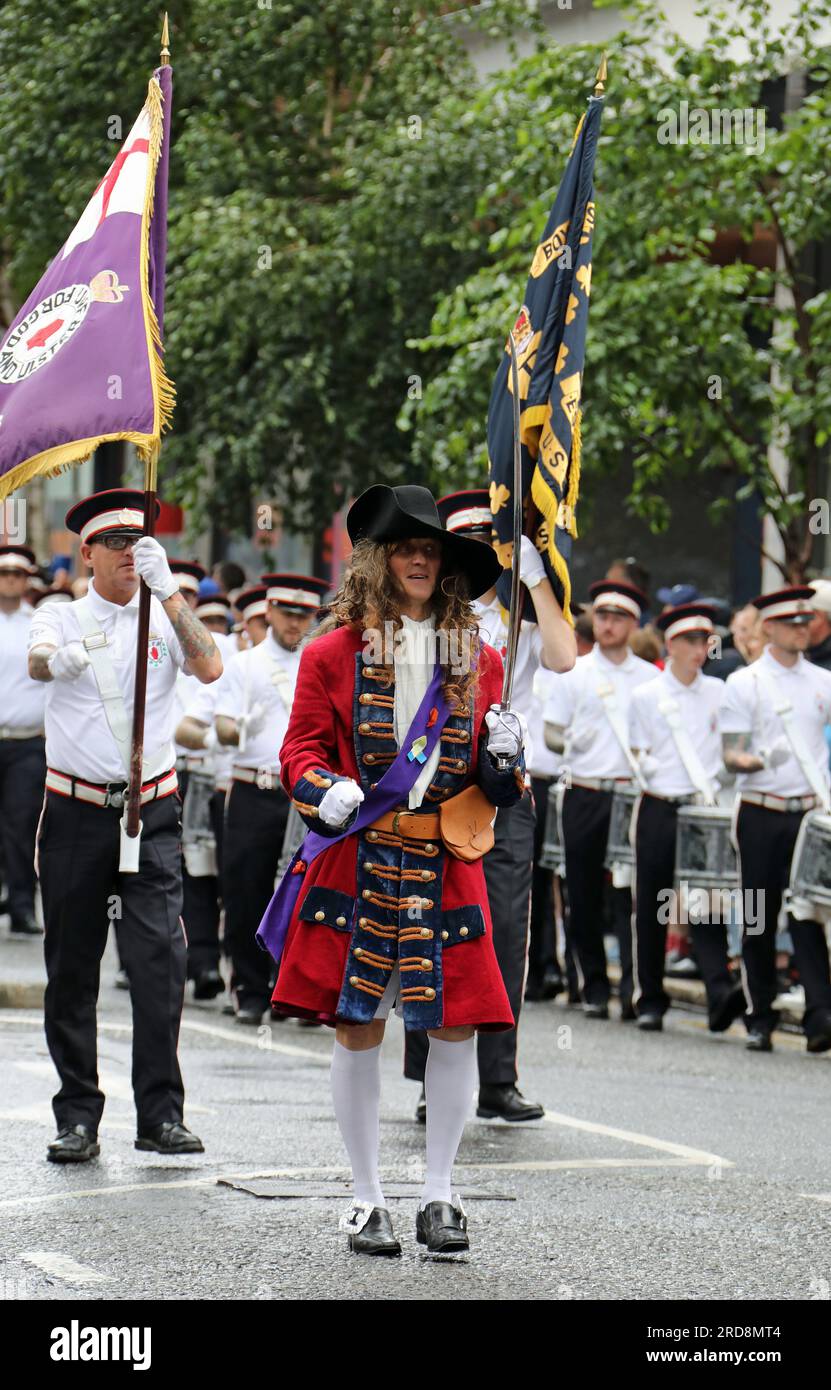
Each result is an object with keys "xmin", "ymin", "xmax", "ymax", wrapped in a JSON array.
[
  {"xmin": 28, "ymin": 580, "xmax": 187, "ymax": 783},
  {"xmin": 0, "ymin": 602, "xmax": 45, "ymax": 729},
  {"xmin": 529, "ymin": 667, "xmax": 563, "ymax": 779},
  {"xmin": 215, "ymin": 632, "xmax": 300, "ymax": 773},
  {"xmin": 473, "ymin": 595, "xmax": 544, "ymax": 768},
  {"xmin": 720, "ymin": 646, "xmax": 831, "ymax": 797},
  {"xmin": 182, "ymin": 675, "xmax": 235, "ymax": 788},
  {"xmin": 542, "ymin": 644, "xmax": 655, "ymax": 778},
  {"xmin": 629, "ymin": 666, "xmax": 724, "ymax": 797},
  {"xmin": 394, "ymin": 615, "xmax": 441, "ymax": 809}
]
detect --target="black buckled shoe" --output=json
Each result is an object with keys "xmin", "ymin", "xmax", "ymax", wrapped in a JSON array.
[
  {"xmin": 235, "ymin": 1003, "xmax": 266, "ymax": 1026},
  {"xmin": 192, "ymin": 969, "xmax": 224, "ymax": 1001},
  {"xmin": 135, "ymin": 1122, "xmax": 204, "ymax": 1154},
  {"xmin": 637, "ymin": 1012, "xmax": 664, "ymax": 1032},
  {"xmin": 415, "ymin": 1086, "xmax": 426, "ymax": 1125},
  {"xmin": 708, "ymin": 983, "xmax": 746, "ymax": 1033},
  {"xmin": 583, "ymin": 1002, "xmax": 609, "ymax": 1019},
  {"xmin": 340, "ymin": 1203, "xmax": 401, "ymax": 1256},
  {"xmin": 745, "ymin": 1030, "xmax": 773, "ymax": 1053},
  {"xmin": 476, "ymin": 1083, "xmax": 544, "ymax": 1122},
  {"xmin": 47, "ymin": 1124, "xmax": 100, "ymax": 1164},
  {"xmin": 416, "ymin": 1198, "xmax": 469, "ymax": 1254}
]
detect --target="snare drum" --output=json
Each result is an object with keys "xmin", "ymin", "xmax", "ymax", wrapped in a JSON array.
[
  {"xmin": 673, "ymin": 804, "xmax": 738, "ymax": 893},
  {"xmin": 277, "ymin": 804, "xmax": 307, "ymax": 880},
  {"xmin": 789, "ymin": 811, "xmax": 831, "ymax": 909},
  {"xmin": 604, "ymin": 785, "xmax": 637, "ymax": 871},
  {"xmin": 539, "ymin": 783, "xmax": 565, "ymax": 875}
]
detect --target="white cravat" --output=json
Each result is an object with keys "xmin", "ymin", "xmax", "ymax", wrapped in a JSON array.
[{"xmin": 394, "ymin": 614, "xmax": 441, "ymax": 809}]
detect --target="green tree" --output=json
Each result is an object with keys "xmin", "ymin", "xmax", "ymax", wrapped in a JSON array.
[{"xmin": 404, "ymin": 0, "xmax": 831, "ymax": 581}]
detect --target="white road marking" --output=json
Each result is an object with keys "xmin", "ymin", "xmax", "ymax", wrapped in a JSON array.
[
  {"xmin": 800, "ymin": 1192, "xmax": 831, "ymax": 1204},
  {"xmin": 19, "ymin": 1251, "xmax": 109, "ymax": 1285},
  {"xmin": 461, "ymin": 1158, "xmax": 708, "ymax": 1171},
  {"xmin": 542, "ymin": 1109, "xmax": 731, "ymax": 1168},
  {"xmin": 0, "ymin": 1011, "xmax": 328, "ymax": 1063}
]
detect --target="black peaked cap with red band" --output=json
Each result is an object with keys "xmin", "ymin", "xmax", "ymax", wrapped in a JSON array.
[
  {"xmin": 65, "ymin": 488, "xmax": 159, "ymax": 542},
  {"xmin": 588, "ymin": 579, "xmax": 649, "ymax": 618},
  {"xmin": 751, "ymin": 585, "xmax": 816, "ymax": 625},
  {"xmin": 261, "ymin": 573, "xmax": 329, "ymax": 614}
]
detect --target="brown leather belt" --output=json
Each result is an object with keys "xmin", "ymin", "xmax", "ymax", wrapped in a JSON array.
[{"xmin": 369, "ymin": 808, "xmax": 441, "ymax": 841}]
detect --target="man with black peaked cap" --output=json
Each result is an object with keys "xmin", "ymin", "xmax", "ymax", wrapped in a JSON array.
[
  {"xmin": 28, "ymin": 490, "xmax": 223, "ymax": 1163},
  {"xmin": 402, "ymin": 489, "xmax": 577, "ymax": 1123},
  {"xmin": 721, "ymin": 586, "xmax": 831, "ymax": 1053},
  {"xmin": 216, "ymin": 572, "xmax": 328, "ymax": 1024},
  {"xmin": 543, "ymin": 579, "xmax": 654, "ymax": 1019},
  {"xmin": 0, "ymin": 543, "xmax": 46, "ymax": 935},
  {"xmin": 629, "ymin": 602, "xmax": 745, "ymax": 1034}
]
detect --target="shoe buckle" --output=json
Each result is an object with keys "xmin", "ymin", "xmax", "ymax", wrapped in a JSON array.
[
  {"xmin": 339, "ymin": 1200, "xmax": 375, "ymax": 1234},
  {"xmin": 452, "ymin": 1193, "xmax": 468, "ymax": 1229}
]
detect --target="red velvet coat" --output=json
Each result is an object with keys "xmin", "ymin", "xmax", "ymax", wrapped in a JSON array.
[{"xmin": 271, "ymin": 624, "xmax": 524, "ymax": 1030}]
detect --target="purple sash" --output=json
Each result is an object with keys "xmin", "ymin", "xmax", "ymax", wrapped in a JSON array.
[{"xmin": 256, "ymin": 665, "xmax": 450, "ymax": 964}]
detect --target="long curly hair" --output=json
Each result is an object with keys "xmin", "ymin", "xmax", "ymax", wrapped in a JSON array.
[{"xmin": 313, "ymin": 538, "xmax": 482, "ymax": 711}]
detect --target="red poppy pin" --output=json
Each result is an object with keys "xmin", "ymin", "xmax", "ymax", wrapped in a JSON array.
[{"xmin": 427, "ymin": 707, "xmax": 438, "ymax": 728}]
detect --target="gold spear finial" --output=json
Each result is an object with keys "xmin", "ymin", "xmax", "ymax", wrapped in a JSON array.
[
  {"xmin": 160, "ymin": 13, "xmax": 171, "ymax": 66},
  {"xmin": 594, "ymin": 53, "xmax": 608, "ymax": 97}
]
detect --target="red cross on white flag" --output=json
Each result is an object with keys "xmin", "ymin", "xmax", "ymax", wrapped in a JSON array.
[{"xmin": 61, "ymin": 107, "xmax": 151, "ymax": 260}]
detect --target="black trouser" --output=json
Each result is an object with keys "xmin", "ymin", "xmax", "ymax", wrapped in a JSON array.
[
  {"xmin": 223, "ymin": 778, "xmax": 289, "ymax": 1012},
  {"xmin": 737, "ymin": 801, "xmax": 831, "ymax": 1038},
  {"xmin": 39, "ymin": 790, "xmax": 186, "ymax": 1133},
  {"xmin": 689, "ymin": 916, "xmax": 737, "ymax": 1026},
  {"xmin": 527, "ymin": 776, "xmax": 559, "ymax": 985},
  {"xmin": 180, "ymin": 771, "xmax": 224, "ymax": 979},
  {"xmin": 405, "ymin": 791, "xmax": 536, "ymax": 1088},
  {"xmin": 561, "ymin": 784, "xmax": 633, "ymax": 1007},
  {"xmin": 0, "ymin": 735, "xmax": 45, "ymax": 920},
  {"xmin": 632, "ymin": 795, "xmax": 675, "ymax": 1017}
]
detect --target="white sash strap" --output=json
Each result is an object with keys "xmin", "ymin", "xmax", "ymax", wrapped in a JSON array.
[
  {"xmin": 752, "ymin": 667, "xmax": 831, "ymax": 813},
  {"xmin": 73, "ymin": 598, "xmax": 169, "ymax": 782},
  {"xmin": 656, "ymin": 695, "xmax": 717, "ymax": 806},
  {"xmin": 595, "ymin": 679, "xmax": 647, "ymax": 789}
]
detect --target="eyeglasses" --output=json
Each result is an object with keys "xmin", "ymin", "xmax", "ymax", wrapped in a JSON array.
[{"xmin": 95, "ymin": 534, "xmax": 137, "ymax": 551}]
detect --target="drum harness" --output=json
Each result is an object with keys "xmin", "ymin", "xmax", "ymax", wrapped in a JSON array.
[{"xmin": 655, "ymin": 695, "xmax": 717, "ymax": 807}]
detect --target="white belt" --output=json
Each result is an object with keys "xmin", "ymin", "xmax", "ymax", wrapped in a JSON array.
[
  {"xmin": 232, "ymin": 764, "xmax": 280, "ymax": 786},
  {"xmin": 571, "ymin": 776, "xmax": 632, "ymax": 793},
  {"xmin": 0, "ymin": 724, "xmax": 43, "ymax": 739},
  {"xmin": 741, "ymin": 791, "xmax": 818, "ymax": 814},
  {"xmin": 46, "ymin": 767, "xmax": 178, "ymax": 809}
]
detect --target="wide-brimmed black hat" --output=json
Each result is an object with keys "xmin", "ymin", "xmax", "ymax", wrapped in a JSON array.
[{"xmin": 347, "ymin": 484, "xmax": 501, "ymax": 600}]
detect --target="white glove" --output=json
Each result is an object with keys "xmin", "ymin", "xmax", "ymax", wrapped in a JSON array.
[
  {"xmin": 637, "ymin": 753, "xmax": 660, "ymax": 779},
  {"xmin": 760, "ymin": 737, "xmax": 790, "ymax": 769},
  {"xmin": 47, "ymin": 642, "xmax": 90, "ymax": 682},
  {"xmin": 240, "ymin": 702, "xmax": 268, "ymax": 739},
  {"xmin": 519, "ymin": 535, "xmax": 546, "ymax": 590},
  {"xmin": 318, "ymin": 778, "xmax": 365, "ymax": 828},
  {"xmin": 201, "ymin": 724, "xmax": 219, "ymax": 752},
  {"xmin": 132, "ymin": 536, "xmax": 178, "ymax": 601},
  {"xmin": 567, "ymin": 725, "xmax": 597, "ymax": 755},
  {"xmin": 485, "ymin": 705, "xmax": 528, "ymax": 760}
]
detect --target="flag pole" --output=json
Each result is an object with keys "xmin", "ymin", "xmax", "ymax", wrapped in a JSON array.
[{"xmin": 121, "ymin": 15, "xmax": 170, "ymax": 868}]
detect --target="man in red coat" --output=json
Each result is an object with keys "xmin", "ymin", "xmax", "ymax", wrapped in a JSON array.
[{"xmin": 264, "ymin": 485, "xmax": 527, "ymax": 1256}]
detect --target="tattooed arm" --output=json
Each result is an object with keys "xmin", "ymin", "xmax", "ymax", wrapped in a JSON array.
[
  {"xmin": 722, "ymin": 731, "xmax": 765, "ymax": 774},
  {"xmin": 162, "ymin": 593, "xmax": 223, "ymax": 684}
]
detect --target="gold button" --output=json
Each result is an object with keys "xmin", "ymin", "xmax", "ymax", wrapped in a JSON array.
[
  {"xmin": 314, "ymin": 910, "xmax": 325, "ymax": 921},
  {"xmin": 350, "ymin": 976, "xmax": 360, "ymax": 986},
  {"xmin": 359, "ymin": 917, "xmax": 368, "ymax": 927},
  {"xmin": 365, "ymin": 754, "xmax": 375, "ymax": 764},
  {"xmin": 424, "ymin": 987, "xmax": 436, "ymax": 1000},
  {"xmin": 460, "ymin": 925, "xmax": 469, "ymax": 937},
  {"xmin": 363, "ymin": 889, "xmax": 371, "ymax": 899},
  {"xmin": 359, "ymin": 722, "xmax": 370, "ymax": 733},
  {"xmin": 421, "ymin": 870, "xmax": 432, "ymax": 880},
  {"xmin": 320, "ymin": 778, "xmax": 332, "ymax": 788},
  {"xmin": 421, "ymin": 959, "xmax": 432, "ymax": 970},
  {"xmin": 424, "ymin": 842, "xmax": 434, "ymax": 852},
  {"xmin": 457, "ymin": 760, "xmax": 465, "ymax": 771},
  {"xmin": 354, "ymin": 948, "xmax": 363, "ymax": 959},
  {"xmin": 367, "ymin": 830, "xmax": 378, "ymax": 841},
  {"xmin": 441, "ymin": 930, "xmax": 449, "ymax": 940},
  {"xmin": 422, "ymin": 898, "xmax": 432, "ymax": 909},
  {"xmin": 364, "ymin": 666, "xmax": 374, "ymax": 676},
  {"xmin": 336, "ymin": 916, "xmax": 347, "ymax": 926},
  {"xmin": 420, "ymin": 927, "xmax": 431, "ymax": 938}
]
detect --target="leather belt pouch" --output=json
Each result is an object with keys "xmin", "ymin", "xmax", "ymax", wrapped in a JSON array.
[{"xmin": 439, "ymin": 784, "xmax": 496, "ymax": 862}]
